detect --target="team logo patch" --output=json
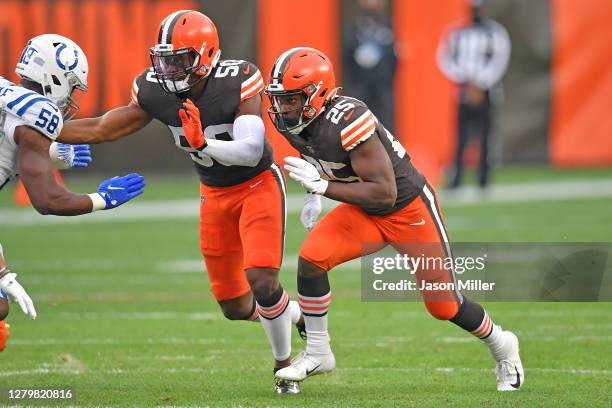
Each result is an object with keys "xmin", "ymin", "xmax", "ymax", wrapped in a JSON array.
[
  {"xmin": 55, "ymin": 43, "xmax": 79, "ymax": 71},
  {"xmin": 200, "ymin": 195, "xmax": 206, "ymax": 204}
]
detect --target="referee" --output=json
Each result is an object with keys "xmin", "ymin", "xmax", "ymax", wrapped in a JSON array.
[{"xmin": 437, "ymin": 0, "xmax": 511, "ymax": 189}]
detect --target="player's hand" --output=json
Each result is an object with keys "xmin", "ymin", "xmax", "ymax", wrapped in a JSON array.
[
  {"xmin": 284, "ymin": 156, "xmax": 328, "ymax": 195},
  {"xmin": 179, "ymin": 99, "xmax": 206, "ymax": 150},
  {"xmin": 49, "ymin": 142, "xmax": 92, "ymax": 170},
  {"xmin": 95, "ymin": 173, "xmax": 146, "ymax": 210},
  {"xmin": 0, "ymin": 272, "xmax": 37, "ymax": 320},
  {"xmin": 301, "ymin": 193, "xmax": 322, "ymax": 231}
]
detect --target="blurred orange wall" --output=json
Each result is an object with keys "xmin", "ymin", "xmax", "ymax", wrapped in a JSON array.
[
  {"xmin": 550, "ymin": 0, "xmax": 612, "ymax": 166},
  {"xmin": 393, "ymin": 0, "xmax": 468, "ymax": 184},
  {"xmin": 0, "ymin": 0, "xmax": 197, "ymax": 117},
  {"xmin": 257, "ymin": 0, "xmax": 340, "ymax": 164}
]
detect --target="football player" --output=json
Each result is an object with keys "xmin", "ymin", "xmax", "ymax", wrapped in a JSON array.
[
  {"xmin": 265, "ymin": 47, "xmax": 524, "ymax": 392},
  {"xmin": 0, "ymin": 34, "xmax": 146, "ymax": 351},
  {"xmin": 57, "ymin": 11, "xmax": 303, "ymax": 393}
]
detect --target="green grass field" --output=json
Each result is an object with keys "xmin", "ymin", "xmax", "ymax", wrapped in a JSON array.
[{"xmin": 1, "ymin": 167, "xmax": 611, "ymax": 407}]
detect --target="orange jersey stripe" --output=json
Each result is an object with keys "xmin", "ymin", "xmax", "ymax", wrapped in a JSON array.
[
  {"xmin": 241, "ymin": 77, "xmax": 264, "ymax": 101},
  {"xmin": 342, "ymin": 122, "xmax": 376, "ymax": 150},
  {"xmin": 340, "ymin": 110, "xmax": 374, "ymax": 142}
]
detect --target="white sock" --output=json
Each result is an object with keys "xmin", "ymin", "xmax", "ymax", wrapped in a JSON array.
[
  {"xmin": 304, "ymin": 314, "xmax": 331, "ymax": 356},
  {"xmin": 257, "ymin": 291, "xmax": 292, "ymax": 361},
  {"xmin": 288, "ymin": 300, "xmax": 301, "ymax": 324},
  {"xmin": 299, "ymin": 292, "xmax": 332, "ymax": 356},
  {"xmin": 472, "ymin": 312, "xmax": 507, "ymax": 361}
]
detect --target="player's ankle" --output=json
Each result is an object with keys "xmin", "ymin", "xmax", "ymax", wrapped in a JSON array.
[{"xmin": 306, "ymin": 343, "xmax": 332, "ymax": 356}]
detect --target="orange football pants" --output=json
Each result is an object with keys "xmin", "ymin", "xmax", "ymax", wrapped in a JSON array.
[
  {"xmin": 199, "ymin": 165, "xmax": 286, "ymax": 301},
  {"xmin": 300, "ymin": 183, "xmax": 461, "ymax": 320}
]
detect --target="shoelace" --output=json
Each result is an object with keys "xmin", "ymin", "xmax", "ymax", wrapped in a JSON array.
[
  {"xmin": 497, "ymin": 360, "xmax": 516, "ymax": 377},
  {"xmin": 291, "ymin": 351, "xmax": 319, "ymax": 369}
]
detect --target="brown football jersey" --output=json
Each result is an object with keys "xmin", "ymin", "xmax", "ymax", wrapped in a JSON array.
[
  {"xmin": 280, "ymin": 96, "xmax": 425, "ymax": 216},
  {"xmin": 131, "ymin": 60, "xmax": 273, "ymax": 187}
]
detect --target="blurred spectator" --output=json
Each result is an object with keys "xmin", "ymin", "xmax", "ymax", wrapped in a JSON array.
[
  {"xmin": 343, "ymin": 0, "xmax": 397, "ymax": 132},
  {"xmin": 437, "ymin": 0, "xmax": 511, "ymax": 189}
]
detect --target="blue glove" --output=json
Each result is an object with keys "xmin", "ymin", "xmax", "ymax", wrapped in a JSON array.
[
  {"xmin": 95, "ymin": 173, "xmax": 146, "ymax": 210},
  {"xmin": 50, "ymin": 143, "xmax": 92, "ymax": 169},
  {"xmin": 71, "ymin": 144, "xmax": 92, "ymax": 167}
]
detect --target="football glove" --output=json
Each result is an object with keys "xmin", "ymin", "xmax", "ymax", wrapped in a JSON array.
[
  {"xmin": 301, "ymin": 193, "xmax": 322, "ymax": 231},
  {"xmin": 49, "ymin": 142, "xmax": 92, "ymax": 170},
  {"xmin": 0, "ymin": 271, "xmax": 36, "ymax": 320},
  {"xmin": 284, "ymin": 156, "xmax": 328, "ymax": 195},
  {"xmin": 91, "ymin": 173, "xmax": 146, "ymax": 210},
  {"xmin": 179, "ymin": 99, "xmax": 207, "ymax": 150}
]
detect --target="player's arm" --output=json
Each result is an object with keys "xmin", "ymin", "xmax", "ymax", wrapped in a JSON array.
[
  {"xmin": 16, "ymin": 126, "xmax": 94, "ymax": 215},
  {"xmin": 285, "ymin": 134, "xmax": 397, "ymax": 210},
  {"xmin": 328, "ymin": 135, "xmax": 397, "ymax": 209},
  {"xmin": 57, "ymin": 103, "xmax": 151, "ymax": 144},
  {"xmin": 15, "ymin": 126, "xmax": 145, "ymax": 216}
]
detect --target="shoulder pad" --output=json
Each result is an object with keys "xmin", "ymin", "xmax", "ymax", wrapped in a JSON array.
[
  {"xmin": 238, "ymin": 61, "xmax": 264, "ymax": 101},
  {"xmin": 324, "ymin": 97, "xmax": 376, "ymax": 151},
  {"xmin": 4, "ymin": 88, "xmax": 63, "ymax": 140},
  {"xmin": 131, "ymin": 67, "xmax": 157, "ymax": 107}
]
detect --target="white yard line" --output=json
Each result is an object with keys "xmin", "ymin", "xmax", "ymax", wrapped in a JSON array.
[
  {"xmin": 158, "ymin": 257, "xmax": 361, "ymax": 273},
  {"xmin": 1, "ymin": 178, "xmax": 612, "ymax": 226},
  {"xmin": 8, "ymin": 333, "xmax": 611, "ymax": 347},
  {"xmin": 2, "ymin": 365, "xmax": 610, "ymax": 377}
]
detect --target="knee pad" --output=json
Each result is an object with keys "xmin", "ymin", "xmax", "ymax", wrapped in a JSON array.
[
  {"xmin": 299, "ymin": 242, "xmax": 335, "ymax": 272},
  {"xmin": 424, "ymin": 301, "xmax": 459, "ymax": 321},
  {"xmin": 245, "ymin": 250, "xmax": 277, "ymax": 270}
]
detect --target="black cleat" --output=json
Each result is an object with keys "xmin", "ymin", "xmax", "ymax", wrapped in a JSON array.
[{"xmin": 295, "ymin": 320, "xmax": 307, "ymax": 341}]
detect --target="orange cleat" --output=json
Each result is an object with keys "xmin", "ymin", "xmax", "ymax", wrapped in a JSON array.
[{"xmin": 0, "ymin": 320, "xmax": 9, "ymax": 352}]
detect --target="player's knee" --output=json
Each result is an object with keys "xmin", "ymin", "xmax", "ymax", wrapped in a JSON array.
[
  {"xmin": 298, "ymin": 257, "xmax": 327, "ymax": 280},
  {"xmin": 424, "ymin": 301, "xmax": 459, "ymax": 321},
  {"xmin": 0, "ymin": 300, "xmax": 9, "ymax": 321},
  {"xmin": 219, "ymin": 303, "xmax": 252, "ymax": 321},
  {"xmin": 246, "ymin": 268, "xmax": 279, "ymax": 301}
]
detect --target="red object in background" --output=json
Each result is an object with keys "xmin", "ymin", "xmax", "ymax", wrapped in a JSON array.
[
  {"xmin": 14, "ymin": 171, "xmax": 66, "ymax": 207},
  {"xmin": 257, "ymin": 0, "xmax": 340, "ymax": 166},
  {"xmin": 0, "ymin": 320, "xmax": 9, "ymax": 352},
  {"xmin": 550, "ymin": 0, "xmax": 612, "ymax": 166},
  {"xmin": 0, "ymin": 0, "xmax": 197, "ymax": 118},
  {"xmin": 393, "ymin": 0, "xmax": 468, "ymax": 185}
]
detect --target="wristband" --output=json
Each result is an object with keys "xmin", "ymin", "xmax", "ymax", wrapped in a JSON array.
[{"xmin": 88, "ymin": 193, "xmax": 107, "ymax": 212}]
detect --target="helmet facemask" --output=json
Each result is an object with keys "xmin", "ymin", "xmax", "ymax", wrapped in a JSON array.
[
  {"xmin": 50, "ymin": 71, "xmax": 87, "ymax": 120},
  {"xmin": 266, "ymin": 82, "xmax": 322, "ymax": 135},
  {"xmin": 150, "ymin": 43, "xmax": 215, "ymax": 94}
]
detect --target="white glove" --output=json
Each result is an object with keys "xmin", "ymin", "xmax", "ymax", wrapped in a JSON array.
[
  {"xmin": 301, "ymin": 193, "xmax": 322, "ymax": 231},
  {"xmin": 0, "ymin": 271, "xmax": 37, "ymax": 319},
  {"xmin": 284, "ymin": 156, "xmax": 329, "ymax": 195}
]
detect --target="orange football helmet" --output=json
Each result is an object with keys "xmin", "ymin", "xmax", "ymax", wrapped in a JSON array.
[
  {"xmin": 264, "ymin": 47, "xmax": 339, "ymax": 134},
  {"xmin": 150, "ymin": 10, "xmax": 221, "ymax": 94}
]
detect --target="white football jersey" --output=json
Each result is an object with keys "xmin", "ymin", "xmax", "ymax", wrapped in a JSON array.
[{"xmin": 0, "ymin": 76, "xmax": 63, "ymax": 190}]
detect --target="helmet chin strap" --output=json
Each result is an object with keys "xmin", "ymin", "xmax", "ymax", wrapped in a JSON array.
[{"xmin": 288, "ymin": 81, "xmax": 324, "ymax": 134}]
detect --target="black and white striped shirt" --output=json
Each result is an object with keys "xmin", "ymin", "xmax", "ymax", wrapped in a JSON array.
[{"xmin": 438, "ymin": 19, "xmax": 511, "ymax": 90}]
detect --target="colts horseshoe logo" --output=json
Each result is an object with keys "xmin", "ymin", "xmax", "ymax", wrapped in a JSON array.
[{"xmin": 55, "ymin": 43, "xmax": 79, "ymax": 71}]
